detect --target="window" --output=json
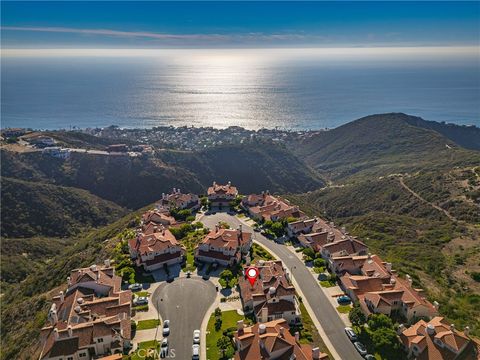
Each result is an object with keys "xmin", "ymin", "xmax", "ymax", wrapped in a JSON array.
[
  {"xmin": 97, "ymin": 338, "xmax": 104, "ymax": 343},
  {"xmin": 67, "ymin": 357, "xmax": 73, "ymax": 360},
  {"xmin": 79, "ymin": 354, "xmax": 87, "ymax": 358}
]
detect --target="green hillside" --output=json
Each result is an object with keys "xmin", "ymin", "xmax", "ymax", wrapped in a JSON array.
[
  {"xmin": 1, "ymin": 142, "xmax": 323, "ymax": 209},
  {"xmin": 292, "ymin": 113, "xmax": 480, "ymax": 181},
  {"xmin": 1, "ymin": 177, "xmax": 128, "ymax": 238}
]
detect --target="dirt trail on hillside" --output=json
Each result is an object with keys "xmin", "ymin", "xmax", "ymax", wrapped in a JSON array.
[{"xmin": 398, "ymin": 177, "xmax": 457, "ymax": 222}]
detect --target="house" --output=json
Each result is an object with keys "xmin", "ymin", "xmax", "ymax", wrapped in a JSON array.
[
  {"xmin": 156, "ymin": 188, "xmax": 200, "ymax": 211},
  {"xmin": 243, "ymin": 193, "xmax": 305, "ymax": 222},
  {"xmin": 320, "ymin": 238, "xmax": 368, "ymax": 259},
  {"xmin": 238, "ymin": 260, "xmax": 300, "ymax": 325},
  {"xmin": 339, "ymin": 255, "xmax": 438, "ymax": 321},
  {"xmin": 297, "ymin": 231, "xmax": 333, "ymax": 252},
  {"xmin": 141, "ymin": 210, "xmax": 176, "ymax": 228},
  {"xmin": 42, "ymin": 146, "xmax": 71, "ymax": 159},
  {"xmin": 399, "ymin": 317, "xmax": 477, "ymax": 360},
  {"xmin": 286, "ymin": 218, "xmax": 317, "ymax": 238},
  {"xmin": 234, "ymin": 319, "xmax": 328, "ymax": 360},
  {"xmin": 1, "ymin": 127, "xmax": 26, "ymax": 138},
  {"xmin": 329, "ymin": 255, "xmax": 369, "ymax": 274},
  {"xmin": 207, "ymin": 181, "xmax": 238, "ymax": 207},
  {"xmin": 195, "ymin": 226, "xmax": 252, "ymax": 266},
  {"xmin": 28, "ymin": 135, "xmax": 56, "ymax": 148},
  {"xmin": 39, "ymin": 261, "xmax": 132, "ymax": 360},
  {"xmin": 107, "ymin": 144, "xmax": 128, "ymax": 152},
  {"xmin": 128, "ymin": 227, "xmax": 185, "ymax": 271}
]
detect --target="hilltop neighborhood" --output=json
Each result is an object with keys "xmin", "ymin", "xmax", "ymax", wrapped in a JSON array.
[{"xmin": 37, "ymin": 183, "xmax": 480, "ymax": 360}]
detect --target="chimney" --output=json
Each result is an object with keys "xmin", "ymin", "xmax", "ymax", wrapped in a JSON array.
[
  {"xmin": 59, "ymin": 291, "xmax": 64, "ymax": 303},
  {"xmin": 67, "ymin": 276, "xmax": 71, "ymax": 287},
  {"xmin": 312, "ymin": 347, "xmax": 321, "ymax": 359},
  {"xmin": 464, "ymin": 326, "xmax": 470, "ymax": 336},
  {"xmin": 433, "ymin": 301, "xmax": 440, "ymax": 310},
  {"xmin": 228, "ymin": 181, "xmax": 231, "ymax": 186},
  {"xmin": 49, "ymin": 305, "xmax": 58, "ymax": 325},
  {"xmin": 162, "ymin": 192, "xmax": 165, "ymax": 199},
  {"xmin": 104, "ymin": 259, "xmax": 111, "ymax": 267},
  {"xmin": 259, "ymin": 323, "xmax": 266, "ymax": 335},
  {"xmin": 406, "ymin": 274, "xmax": 413, "ymax": 286},
  {"xmin": 67, "ymin": 325, "xmax": 73, "ymax": 337},
  {"xmin": 213, "ymin": 181, "xmax": 216, "ymax": 186},
  {"xmin": 450, "ymin": 324, "xmax": 455, "ymax": 332},
  {"xmin": 279, "ymin": 327, "xmax": 285, "ymax": 337},
  {"xmin": 177, "ymin": 188, "xmax": 181, "ymax": 193},
  {"xmin": 237, "ymin": 320, "xmax": 244, "ymax": 331},
  {"xmin": 385, "ymin": 262, "xmax": 392, "ymax": 272},
  {"xmin": 261, "ymin": 307, "xmax": 269, "ymax": 323},
  {"xmin": 295, "ymin": 331, "xmax": 300, "ymax": 342},
  {"xmin": 397, "ymin": 324, "xmax": 406, "ymax": 335},
  {"xmin": 215, "ymin": 225, "xmax": 219, "ymax": 233},
  {"xmin": 173, "ymin": 187, "xmax": 176, "ymax": 194},
  {"xmin": 53, "ymin": 328, "xmax": 59, "ymax": 339}
]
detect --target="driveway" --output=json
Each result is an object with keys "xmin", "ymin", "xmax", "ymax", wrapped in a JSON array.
[
  {"xmin": 152, "ymin": 277, "xmax": 216, "ymax": 359},
  {"xmin": 201, "ymin": 212, "xmax": 363, "ymax": 360}
]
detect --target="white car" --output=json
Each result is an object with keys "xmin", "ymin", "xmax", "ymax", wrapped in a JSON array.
[
  {"xmin": 163, "ymin": 320, "xmax": 170, "ymax": 336},
  {"xmin": 134, "ymin": 296, "xmax": 148, "ymax": 305},
  {"xmin": 192, "ymin": 344, "xmax": 200, "ymax": 359},
  {"xmin": 128, "ymin": 283, "xmax": 143, "ymax": 291},
  {"xmin": 193, "ymin": 329, "xmax": 200, "ymax": 344},
  {"xmin": 160, "ymin": 338, "xmax": 169, "ymax": 358},
  {"xmin": 344, "ymin": 327, "xmax": 358, "ymax": 341}
]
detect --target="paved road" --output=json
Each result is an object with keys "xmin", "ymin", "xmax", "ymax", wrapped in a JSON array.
[
  {"xmin": 152, "ymin": 278, "xmax": 216, "ymax": 359},
  {"xmin": 201, "ymin": 212, "xmax": 363, "ymax": 360}
]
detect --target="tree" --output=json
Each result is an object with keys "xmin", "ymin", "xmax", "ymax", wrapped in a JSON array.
[
  {"xmin": 217, "ymin": 336, "xmax": 232, "ymax": 358},
  {"xmin": 200, "ymin": 197, "xmax": 208, "ymax": 207},
  {"xmin": 367, "ymin": 314, "xmax": 394, "ymax": 331},
  {"xmin": 313, "ymin": 258, "xmax": 326, "ymax": 268},
  {"xmin": 215, "ymin": 317, "xmax": 223, "ymax": 331},
  {"xmin": 303, "ymin": 247, "xmax": 316, "ymax": 260},
  {"xmin": 214, "ymin": 307, "xmax": 222, "ymax": 317},
  {"xmin": 349, "ymin": 303, "xmax": 367, "ymax": 326},
  {"xmin": 371, "ymin": 327, "xmax": 401, "ymax": 356},
  {"xmin": 270, "ymin": 222, "xmax": 285, "ymax": 237}
]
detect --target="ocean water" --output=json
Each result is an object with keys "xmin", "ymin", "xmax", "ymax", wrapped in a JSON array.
[{"xmin": 1, "ymin": 48, "xmax": 479, "ymax": 130}]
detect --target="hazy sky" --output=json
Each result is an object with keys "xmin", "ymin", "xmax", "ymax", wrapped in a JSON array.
[{"xmin": 1, "ymin": 1, "xmax": 479, "ymax": 48}]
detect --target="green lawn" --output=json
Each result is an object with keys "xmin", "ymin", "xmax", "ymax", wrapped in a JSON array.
[
  {"xmin": 127, "ymin": 340, "xmax": 160, "ymax": 360},
  {"xmin": 132, "ymin": 304, "xmax": 149, "ymax": 312},
  {"xmin": 336, "ymin": 305, "xmax": 351, "ymax": 314},
  {"xmin": 136, "ymin": 319, "xmax": 160, "ymax": 330},
  {"xmin": 251, "ymin": 243, "xmax": 274, "ymax": 261},
  {"xmin": 296, "ymin": 301, "xmax": 331, "ymax": 357},
  {"xmin": 206, "ymin": 310, "xmax": 243, "ymax": 360}
]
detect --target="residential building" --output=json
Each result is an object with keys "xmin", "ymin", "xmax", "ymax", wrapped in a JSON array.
[
  {"xmin": 399, "ymin": 317, "xmax": 478, "ymax": 360},
  {"xmin": 238, "ymin": 260, "xmax": 301, "ymax": 325},
  {"xmin": 234, "ymin": 319, "xmax": 328, "ymax": 360},
  {"xmin": 156, "ymin": 188, "xmax": 200, "ymax": 211},
  {"xmin": 195, "ymin": 226, "xmax": 252, "ymax": 266},
  {"xmin": 207, "ymin": 181, "xmax": 238, "ymax": 207},
  {"xmin": 286, "ymin": 218, "xmax": 317, "ymax": 238},
  {"xmin": 320, "ymin": 238, "xmax": 368, "ymax": 259},
  {"xmin": 242, "ymin": 192, "xmax": 305, "ymax": 222},
  {"xmin": 339, "ymin": 255, "xmax": 438, "ymax": 321},
  {"xmin": 42, "ymin": 146, "xmax": 71, "ymax": 159},
  {"xmin": 128, "ymin": 227, "xmax": 185, "ymax": 271},
  {"xmin": 39, "ymin": 262, "xmax": 132, "ymax": 360},
  {"xmin": 106, "ymin": 144, "xmax": 128, "ymax": 152},
  {"xmin": 297, "ymin": 231, "xmax": 332, "ymax": 252},
  {"xmin": 141, "ymin": 210, "xmax": 176, "ymax": 228},
  {"xmin": 28, "ymin": 135, "xmax": 56, "ymax": 148}
]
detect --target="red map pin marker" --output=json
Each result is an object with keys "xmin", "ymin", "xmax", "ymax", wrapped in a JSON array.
[{"xmin": 246, "ymin": 266, "xmax": 259, "ymax": 287}]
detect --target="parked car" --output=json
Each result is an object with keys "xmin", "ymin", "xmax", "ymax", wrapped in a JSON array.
[
  {"xmin": 186, "ymin": 271, "xmax": 192, "ymax": 278},
  {"xmin": 344, "ymin": 327, "xmax": 358, "ymax": 341},
  {"xmin": 134, "ymin": 297, "xmax": 148, "ymax": 306},
  {"xmin": 364, "ymin": 355, "xmax": 375, "ymax": 360},
  {"xmin": 163, "ymin": 320, "xmax": 170, "ymax": 336},
  {"xmin": 354, "ymin": 342, "xmax": 368, "ymax": 356},
  {"xmin": 202, "ymin": 274, "xmax": 210, "ymax": 280},
  {"xmin": 193, "ymin": 329, "xmax": 200, "ymax": 344},
  {"xmin": 192, "ymin": 344, "xmax": 200, "ymax": 359},
  {"xmin": 160, "ymin": 338, "xmax": 169, "ymax": 358},
  {"xmin": 128, "ymin": 283, "xmax": 143, "ymax": 291},
  {"xmin": 253, "ymin": 227, "xmax": 261, "ymax": 232},
  {"xmin": 337, "ymin": 295, "xmax": 352, "ymax": 304}
]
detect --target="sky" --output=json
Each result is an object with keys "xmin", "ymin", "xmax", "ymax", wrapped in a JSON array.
[{"xmin": 1, "ymin": 1, "xmax": 479, "ymax": 49}]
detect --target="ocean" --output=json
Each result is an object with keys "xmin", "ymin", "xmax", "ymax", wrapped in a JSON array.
[{"xmin": 1, "ymin": 48, "xmax": 479, "ymax": 130}]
